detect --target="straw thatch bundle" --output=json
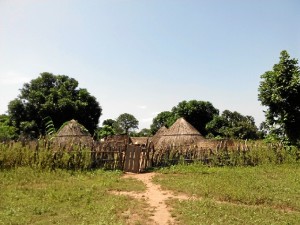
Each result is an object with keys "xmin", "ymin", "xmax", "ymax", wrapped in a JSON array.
[
  {"xmin": 155, "ymin": 118, "xmax": 204, "ymax": 149},
  {"xmin": 130, "ymin": 137, "xmax": 149, "ymax": 146},
  {"xmin": 151, "ymin": 126, "xmax": 168, "ymax": 146},
  {"xmin": 197, "ymin": 139, "xmax": 235, "ymax": 149},
  {"xmin": 54, "ymin": 119, "xmax": 93, "ymax": 146},
  {"xmin": 102, "ymin": 134, "xmax": 131, "ymax": 147}
]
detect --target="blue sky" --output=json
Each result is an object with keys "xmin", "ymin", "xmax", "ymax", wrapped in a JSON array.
[{"xmin": 1, "ymin": 0, "xmax": 299, "ymax": 130}]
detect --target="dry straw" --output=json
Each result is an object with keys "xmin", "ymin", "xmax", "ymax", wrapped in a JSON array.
[
  {"xmin": 102, "ymin": 134, "xmax": 131, "ymax": 147},
  {"xmin": 155, "ymin": 117, "xmax": 205, "ymax": 149},
  {"xmin": 54, "ymin": 119, "xmax": 93, "ymax": 146},
  {"xmin": 151, "ymin": 126, "xmax": 168, "ymax": 146},
  {"xmin": 130, "ymin": 137, "xmax": 149, "ymax": 146}
]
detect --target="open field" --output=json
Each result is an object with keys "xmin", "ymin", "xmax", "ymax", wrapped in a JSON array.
[
  {"xmin": 1, "ymin": 139, "xmax": 299, "ymax": 224},
  {"xmin": 154, "ymin": 163, "xmax": 300, "ymax": 224},
  {"xmin": 1, "ymin": 164, "xmax": 299, "ymax": 224},
  {"xmin": 0, "ymin": 167, "xmax": 148, "ymax": 225}
]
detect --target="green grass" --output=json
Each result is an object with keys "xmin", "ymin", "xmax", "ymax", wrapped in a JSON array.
[
  {"xmin": 0, "ymin": 167, "xmax": 147, "ymax": 225},
  {"xmin": 154, "ymin": 163, "xmax": 300, "ymax": 224},
  {"xmin": 169, "ymin": 199, "xmax": 300, "ymax": 225},
  {"xmin": 1, "ymin": 140, "xmax": 299, "ymax": 224}
]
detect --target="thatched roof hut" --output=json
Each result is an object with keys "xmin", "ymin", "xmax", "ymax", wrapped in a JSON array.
[
  {"xmin": 151, "ymin": 126, "xmax": 168, "ymax": 146},
  {"xmin": 155, "ymin": 118, "xmax": 204, "ymax": 149},
  {"xmin": 155, "ymin": 126, "xmax": 168, "ymax": 136},
  {"xmin": 54, "ymin": 119, "xmax": 93, "ymax": 146}
]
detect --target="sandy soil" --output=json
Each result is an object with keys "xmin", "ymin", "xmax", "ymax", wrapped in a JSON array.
[{"xmin": 112, "ymin": 172, "xmax": 193, "ymax": 225}]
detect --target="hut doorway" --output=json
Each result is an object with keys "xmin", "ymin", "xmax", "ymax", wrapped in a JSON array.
[{"xmin": 123, "ymin": 144, "xmax": 153, "ymax": 173}]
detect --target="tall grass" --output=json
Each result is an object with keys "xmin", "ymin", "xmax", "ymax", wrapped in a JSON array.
[
  {"xmin": 0, "ymin": 141, "xmax": 94, "ymax": 170},
  {"xmin": 1, "ymin": 140, "xmax": 299, "ymax": 170},
  {"xmin": 152, "ymin": 140, "xmax": 299, "ymax": 167}
]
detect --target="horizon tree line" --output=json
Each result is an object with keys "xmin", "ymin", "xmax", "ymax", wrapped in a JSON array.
[{"xmin": 0, "ymin": 50, "xmax": 299, "ymax": 145}]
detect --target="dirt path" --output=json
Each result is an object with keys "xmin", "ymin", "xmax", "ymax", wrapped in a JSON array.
[
  {"xmin": 112, "ymin": 172, "xmax": 298, "ymax": 224},
  {"xmin": 112, "ymin": 172, "xmax": 192, "ymax": 225}
]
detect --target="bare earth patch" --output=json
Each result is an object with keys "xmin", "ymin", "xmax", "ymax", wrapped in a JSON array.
[{"xmin": 111, "ymin": 172, "xmax": 194, "ymax": 225}]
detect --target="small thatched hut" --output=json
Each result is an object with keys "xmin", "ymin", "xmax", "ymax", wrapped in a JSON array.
[
  {"xmin": 54, "ymin": 119, "xmax": 93, "ymax": 146},
  {"xmin": 155, "ymin": 118, "xmax": 204, "ymax": 149},
  {"xmin": 151, "ymin": 126, "xmax": 168, "ymax": 146}
]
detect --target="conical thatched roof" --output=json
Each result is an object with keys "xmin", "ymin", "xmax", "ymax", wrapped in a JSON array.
[
  {"xmin": 155, "ymin": 118, "xmax": 204, "ymax": 149},
  {"xmin": 155, "ymin": 126, "xmax": 168, "ymax": 136},
  {"xmin": 54, "ymin": 119, "xmax": 93, "ymax": 146},
  {"xmin": 151, "ymin": 126, "xmax": 168, "ymax": 146}
]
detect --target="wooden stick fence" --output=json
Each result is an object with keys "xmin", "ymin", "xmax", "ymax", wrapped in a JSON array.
[{"xmin": 1, "ymin": 139, "xmax": 298, "ymax": 170}]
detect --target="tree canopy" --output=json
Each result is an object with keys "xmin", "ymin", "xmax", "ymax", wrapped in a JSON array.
[
  {"xmin": 172, "ymin": 100, "xmax": 219, "ymax": 136},
  {"xmin": 258, "ymin": 50, "xmax": 300, "ymax": 144},
  {"xmin": 130, "ymin": 128, "xmax": 152, "ymax": 137},
  {"xmin": 206, "ymin": 110, "xmax": 259, "ymax": 139},
  {"xmin": 114, "ymin": 113, "xmax": 139, "ymax": 134},
  {"xmin": 0, "ymin": 114, "xmax": 17, "ymax": 141},
  {"xmin": 102, "ymin": 119, "xmax": 116, "ymax": 127},
  {"xmin": 150, "ymin": 111, "xmax": 177, "ymax": 134},
  {"xmin": 96, "ymin": 125, "xmax": 115, "ymax": 139},
  {"xmin": 150, "ymin": 100, "xmax": 219, "ymax": 136},
  {"xmin": 8, "ymin": 72, "xmax": 102, "ymax": 137}
]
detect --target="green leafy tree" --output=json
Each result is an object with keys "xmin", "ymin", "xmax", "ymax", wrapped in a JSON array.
[
  {"xmin": 205, "ymin": 115, "xmax": 227, "ymax": 138},
  {"xmin": 96, "ymin": 125, "xmax": 115, "ymax": 139},
  {"xmin": 138, "ymin": 128, "xmax": 152, "ymax": 137},
  {"xmin": 20, "ymin": 121, "xmax": 38, "ymax": 139},
  {"xmin": 115, "ymin": 113, "xmax": 139, "ymax": 134},
  {"xmin": 258, "ymin": 122, "xmax": 268, "ymax": 139},
  {"xmin": 130, "ymin": 128, "xmax": 152, "ymax": 137},
  {"xmin": 258, "ymin": 50, "xmax": 300, "ymax": 144},
  {"xmin": 8, "ymin": 72, "xmax": 102, "ymax": 137},
  {"xmin": 7, "ymin": 99, "xmax": 26, "ymax": 132},
  {"xmin": 206, "ymin": 110, "xmax": 259, "ymax": 139},
  {"xmin": 150, "ymin": 111, "xmax": 177, "ymax": 134},
  {"xmin": 0, "ymin": 114, "xmax": 17, "ymax": 141},
  {"xmin": 172, "ymin": 100, "xmax": 219, "ymax": 136},
  {"xmin": 102, "ymin": 119, "xmax": 116, "ymax": 127}
]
